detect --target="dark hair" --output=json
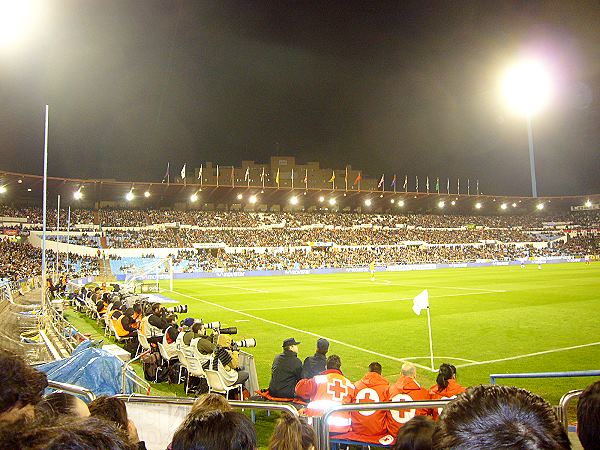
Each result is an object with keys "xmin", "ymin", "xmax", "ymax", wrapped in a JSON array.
[
  {"xmin": 151, "ymin": 303, "xmax": 161, "ymax": 313},
  {"xmin": 35, "ymin": 392, "xmax": 88, "ymax": 423},
  {"xmin": 394, "ymin": 415, "xmax": 434, "ymax": 450},
  {"xmin": 268, "ymin": 413, "xmax": 316, "ymax": 450},
  {"xmin": 432, "ymin": 385, "xmax": 570, "ymax": 449},
  {"xmin": 0, "ymin": 350, "xmax": 48, "ymax": 416},
  {"xmin": 0, "ymin": 416, "xmax": 136, "ymax": 450},
  {"xmin": 369, "ymin": 362, "xmax": 382, "ymax": 375},
  {"xmin": 192, "ymin": 322, "xmax": 203, "ymax": 333},
  {"xmin": 577, "ymin": 380, "xmax": 600, "ymax": 450},
  {"xmin": 171, "ymin": 410, "xmax": 256, "ymax": 450},
  {"xmin": 88, "ymin": 396, "xmax": 128, "ymax": 430},
  {"xmin": 112, "ymin": 301, "xmax": 122, "ymax": 310},
  {"xmin": 191, "ymin": 393, "xmax": 232, "ymax": 414},
  {"xmin": 435, "ymin": 363, "xmax": 455, "ymax": 391},
  {"xmin": 133, "ymin": 304, "xmax": 142, "ymax": 314},
  {"xmin": 124, "ymin": 308, "xmax": 135, "ymax": 317},
  {"xmin": 326, "ymin": 355, "xmax": 341, "ymax": 371}
]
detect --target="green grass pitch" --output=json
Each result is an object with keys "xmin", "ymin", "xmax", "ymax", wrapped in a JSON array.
[{"xmin": 161, "ymin": 262, "xmax": 600, "ymax": 404}]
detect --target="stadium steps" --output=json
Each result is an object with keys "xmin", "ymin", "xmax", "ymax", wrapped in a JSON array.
[
  {"xmin": 100, "ymin": 235, "xmax": 108, "ymax": 248},
  {"xmin": 97, "ymin": 258, "xmax": 116, "ymax": 282},
  {"xmin": 93, "ymin": 210, "xmax": 100, "ymax": 225}
]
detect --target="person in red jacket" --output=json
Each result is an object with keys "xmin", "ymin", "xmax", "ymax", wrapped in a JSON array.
[
  {"xmin": 386, "ymin": 362, "xmax": 431, "ymax": 437},
  {"xmin": 429, "ymin": 363, "xmax": 466, "ymax": 419},
  {"xmin": 350, "ymin": 362, "xmax": 390, "ymax": 439},
  {"xmin": 295, "ymin": 355, "xmax": 355, "ymax": 433}
]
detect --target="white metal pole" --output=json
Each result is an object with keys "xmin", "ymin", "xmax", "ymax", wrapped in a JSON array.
[
  {"xmin": 41, "ymin": 105, "xmax": 49, "ymax": 307},
  {"xmin": 169, "ymin": 257, "xmax": 173, "ymax": 291},
  {"xmin": 66, "ymin": 206, "xmax": 71, "ymax": 274},
  {"xmin": 426, "ymin": 306, "xmax": 435, "ymax": 371},
  {"xmin": 55, "ymin": 194, "xmax": 60, "ymax": 278}
]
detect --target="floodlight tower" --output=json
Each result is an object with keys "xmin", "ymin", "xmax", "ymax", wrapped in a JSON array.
[{"xmin": 501, "ymin": 60, "xmax": 552, "ymax": 198}]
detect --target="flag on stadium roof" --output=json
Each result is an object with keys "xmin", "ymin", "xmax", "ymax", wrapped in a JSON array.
[
  {"xmin": 275, "ymin": 168, "xmax": 280, "ymax": 187},
  {"xmin": 181, "ymin": 164, "xmax": 186, "ymax": 180},
  {"xmin": 328, "ymin": 170, "xmax": 335, "ymax": 183},
  {"xmin": 378, "ymin": 174, "xmax": 384, "ymax": 189}
]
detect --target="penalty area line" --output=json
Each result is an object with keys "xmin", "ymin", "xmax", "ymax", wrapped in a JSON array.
[
  {"xmin": 454, "ymin": 341, "xmax": 600, "ymax": 369},
  {"xmin": 167, "ymin": 289, "xmax": 436, "ymax": 372},
  {"xmin": 202, "ymin": 282, "xmax": 269, "ymax": 293}
]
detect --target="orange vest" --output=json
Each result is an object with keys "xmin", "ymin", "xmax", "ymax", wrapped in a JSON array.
[
  {"xmin": 296, "ymin": 369, "xmax": 355, "ymax": 433},
  {"xmin": 111, "ymin": 314, "xmax": 129, "ymax": 337},
  {"xmin": 351, "ymin": 372, "xmax": 390, "ymax": 437},
  {"xmin": 131, "ymin": 312, "xmax": 142, "ymax": 329},
  {"xmin": 386, "ymin": 376, "xmax": 431, "ymax": 436},
  {"xmin": 429, "ymin": 378, "xmax": 466, "ymax": 419}
]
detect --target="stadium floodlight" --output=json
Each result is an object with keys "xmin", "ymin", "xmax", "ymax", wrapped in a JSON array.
[
  {"xmin": 364, "ymin": 199, "xmax": 372, "ymax": 207},
  {"xmin": 0, "ymin": 186, "xmax": 6, "ymax": 194},
  {"xmin": 73, "ymin": 189, "xmax": 83, "ymax": 200},
  {"xmin": 237, "ymin": 193, "xmax": 243, "ymax": 200},
  {"xmin": 289, "ymin": 196, "xmax": 298, "ymax": 205},
  {"xmin": 125, "ymin": 191, "xmax": 134, "ymax": 201},
  {"xmin": 475, "ymin": 202, "xmax": 482, "ymax": 209},
  {"xmin": 585, "ymin": 200, "xmax": 592, "ymax": 208},
  {"xmin": 328, "ymin": 198, "xmax": 336, "ymax": 206},
  {"xmin": 438, "ymin": 201, "xmax": 445, "ymax": 209},
  {"xmin": 451, "ymin": 200, "xmax": 456, "ymax": 206},
  {"xmin": 512, "ymin": 202, "xmax": 517, "ymax": 208},
  {"xmin": 318, "ymin": 196, "xmax": 325, "ymax": 203},
  {"xmin": 390, "ymin": 199, "xmax": 395, "ymax": 204},
  {"xmin": 379, "ymin": 194, "xmax": 384, "ymax": 198},
  {"xmin": 27, "ymin": 188, "xmax": 31, "ymax": 192},
  {"xmin": 144, "ymin": 190, "xmax": 151, "ymax": 198},
  {"xmin": 501, "ymin": 59, "xmax": 552, "ymax": 198},
  {"xmin": 536, "ymin": 203, "xmax": 544, "ymax": 210},
  {"xmin": 0, "ymin": 0, "xmax": 43, "ymax": 49},
  {"xmin": 249, "ymin": 195, "xmax": 257, "ymax": 204},
  {"xmin": 17, "ymin": 179, "xmax": 22, "ymax": 183},
  {"xmin": 190, "ymin": 193, "xmax": 198, "ymax": 202},
  {"xmin": 398, "ymin": 200, "xmax": 405, "ymax": 207},
  {"xmin": 501, "ymin": 203, "xmax": 508, "ymax": 210}
]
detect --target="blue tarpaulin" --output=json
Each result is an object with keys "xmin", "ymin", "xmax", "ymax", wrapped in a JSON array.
[{"xmin": 37, "ymin": 340, "xmax": 136, "ymax": 399}]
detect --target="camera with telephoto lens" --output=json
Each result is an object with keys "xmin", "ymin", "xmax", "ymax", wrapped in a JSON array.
[
  {"xmin": 165, "ymin": 304, "xmax": 188, "ymax": 314},
  {"xmin": 232, "ymin": 338, "xmax": 256, "ymax": 350}
]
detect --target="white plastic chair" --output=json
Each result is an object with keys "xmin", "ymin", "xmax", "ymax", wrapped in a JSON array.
[
  {"xmin": 205, "ymin": 369, "xmax": 242, "ymax": 400},
  {"xmin": 181, "ymin": 342, "xmax": 207, "ymax": 394}
]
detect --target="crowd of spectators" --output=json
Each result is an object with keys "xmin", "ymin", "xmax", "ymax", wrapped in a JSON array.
[{"xmin": 0, "ymin": 206, "xmax": 94, "ymax": 228}]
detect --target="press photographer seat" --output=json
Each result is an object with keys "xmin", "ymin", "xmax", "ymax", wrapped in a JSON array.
[{"xmin": 205, "ymin": 368, "xmax": 242, "ymax": 400}]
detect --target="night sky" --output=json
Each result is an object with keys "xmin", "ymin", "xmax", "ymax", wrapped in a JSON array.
[{"xmin": 1, "ymin": 0, "xmax": 599, "ymax": 196}]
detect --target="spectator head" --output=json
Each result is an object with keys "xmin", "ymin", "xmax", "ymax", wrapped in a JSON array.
[
  {"xmin": 191, "ymin": 322, "xmax": 205, "ymax": 335},
  {"xmin": 35, "ymin": 392, "xmax": 90, "ymax": 423},
  {"xmin": 282, "ymin": 338, "xmax": 301, "ymax": 353},
  {"xmin": 133, "ymin": 304, "xmax": 142, "ymax": 315},
  {"xmin": 0, "ymin": 416, "xmax": 136, "ymax": 450},
  {"xmin": 112, "ymin": 301, "xmax": 122, "ymax": 310},
  {"xmin": 435, "ymin": 363, "xmax": 456, "ymax": 391},
  {"xmin": 368, "ymin": 362, "xmax": 382, "ymax": 375},
  {"xmin": 577, "ymin": 380, "xmax": 600, "ymax": 450},
  {"xmin": 326, "ymin": 355, "xmax": 342, "ymax": 371},
  {"xmin": 401, "ymin": 362, "xmax": 417, "ymax": 378},
  {"xmin": 88, "ymin": 396, "xmax": 129, "ymax": 430},
  {"xmin": 268, "ymin": 413, "xmax": 316, "ymax": 450},
  {"xmin": 191, "ymin": 393, "xmax": 232, "ymax": 415},
  {"xmin": 167, "ymin": 314, "xmax": 178, "ymax": 325},
  {"xmin": 181, "ymin": 317, "xmax": 195, "ymax": 329},
  {"xmin": 394, "ymin": 415, "xmax": 434, "ymax": 450},
  {"xmin": 124, "ymin": 308, "xmax": 135, "ymax": 318},
  {"xmin": 316, "ymin": 338, "xmax": 329, "ymax": 355},
  {"xmin": 432, "ymin": 385, "xmax": 570, "ymax": 449},
  {"xmin": 0, "ymin": 350, "xmax": 48, "ymax": 423},
  {"xmin": 151, "ymin": 303, "xmax": 161, "ymax": 314},
  {"xmin": 171, "ymin": 410, "xmax": 256, "ymax": 450}
]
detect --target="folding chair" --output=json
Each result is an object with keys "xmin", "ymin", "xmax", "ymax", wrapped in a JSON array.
[
  {"xmin": 181, "ymin": 343, "xmax": 207, "ymax": 394},
  {"xmin": 205, "ymin": 369, "xmax": 242, "ymax": 400}
]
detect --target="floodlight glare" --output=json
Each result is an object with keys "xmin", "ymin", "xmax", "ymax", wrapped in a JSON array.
[
  {"xmin": 249, "ymin": 195, "xmax": 257, "ymax": 204},
  {"xmin": 512, "ymin": 202, "xmax": 517, "ymax": 208},
  {"xmin": 0, "ymin": 0, "xmax": 42, "ymax": 49},
  {"xmin": 27, "ymin": 188, "xmax": 31, "ymax": 192},
  {"xmin": 475, "ymin": 202, "xmax": 482, "ymax": 209},
  {"xmin": 536, "ymin": 203, "xmax": 544, "ymax": 210},
  {"xmin": 328, "ymin": 198, "xmax": 336, "ymax": 206},
  {"xmin": 501, "ymin": 60, "xmax": 552, "ymax": 117},
  {"xmin": 144, "ymin": 191, "xmax": 151, "ymax": 198},
  {"xmin": 73, "ymin": 190, "xmax": 83, "ymax": 200},
  {"xmin": 190, "ymin": 193, "xmax": 198, "ymax": 202},
  {"xmin": 585, "ymin": 200, "xmax": 592, "ymax": 208},
  {"xmin": 501, "ymin": 203, "xmax": 508, "ymax": 210},
  {"xmin": 125, "ymin": 191, "xmax": 134, "ymax": 201},
  {"xmin": 318, "ymin": 196, "xmax": 325, "ymax": 203},
  {"xmin": 289, "ymin": 196, "xmax": 298, "ymax": 205},
  {"xmin": 237, "ymin": 193, "xmax": 243, "ymax": 200},
  {"xmin": 398, "ymin": 200, "xmax": 405, "ymax": 207},
  {"xmin": 451, "ymin": 200, "xmax": 456, "ymax": 206},
  {"xmin": 390, "ymin": 199, "xmax": 395, "ymax": 204},
  {"xmin": 0, "ymin": 186, "xmax": 7, "ymax": 194},
  {"xmin": 364, "ymin": 199, "xmax": 372, "ymax": 207},
  {"xmin": 438, "ymin": 201, "xmax": 445, "ymax": 209}
]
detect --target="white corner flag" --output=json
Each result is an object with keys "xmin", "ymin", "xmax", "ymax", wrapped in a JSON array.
[
  {"xmin": 413, "ymin": 289, "xmax": 435, "ymax": 370},
  {"xmin": 412, "ymin": 289, "xmax": 429, "ymax": 315},
  {"xmin": 181, "ymin": 163, "xmax": 186, "ymax": 180}
]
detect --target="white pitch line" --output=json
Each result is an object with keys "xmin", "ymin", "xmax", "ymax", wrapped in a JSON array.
[
  {"xmin": 454, "ymin": 341, "xmax": 600, "ymax": 369},
  {"xmin": 318, "ymin": 278, "xmax": 508, "ymax": 293},
  {"xmin": 238, "ymin": 290, "xmax": 501, "ymax": 311},
  {"xmin": 168, "ymin": 289, "xmax": 435, "ymax": 372},
  {"xmin": 202, "ymin": 282, "xmax": 269, "ymax": 293}
]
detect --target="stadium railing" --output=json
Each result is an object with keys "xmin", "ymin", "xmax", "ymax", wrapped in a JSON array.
[
  {"xmin": 47, "ymin": 379, "xmax": 96, "ymax": 402},
  {"xmin": 559, "ymin": 389, "xmax": 583, "ymax": 432},
  {"xmin": 315, "ymin": 400, "xmax": 451, "ymax": 450},
  {"xmin": 113, "ymin": 395, "xmax": 298, "ymax": 450},
  {"xmin": 490, "ymin": 370, "xmax": 600, "ymax": 385}
]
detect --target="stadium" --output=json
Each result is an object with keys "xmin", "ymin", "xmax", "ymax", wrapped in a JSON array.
[{"xmin": 1, "ymin": 2, "xmax": 599, "ymax": 450}]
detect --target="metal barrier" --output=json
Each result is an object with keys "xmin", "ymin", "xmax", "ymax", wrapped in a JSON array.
[
  {"xmin": 558, "ymin": 389, "xmax": 582, "ymax": 431},
  {"xmin": 317, "ymin": 400, "xmax": 451, "ymax": 450},
  {"xmin": 47, "ymin": 379, "xmax": 96, "ymax": 402},
  {"xmin": 490, "ymin": 370, "xmax": 600, "ymax": 385}
]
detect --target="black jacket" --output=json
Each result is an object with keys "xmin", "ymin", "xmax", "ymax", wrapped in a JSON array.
[
  {"xmin": 302, "ymin": 352, "xmax": 327, "ymax": 379},
  {"xmin": 268, "ymin": 349, "xmax": 302, "ymax": 398}
]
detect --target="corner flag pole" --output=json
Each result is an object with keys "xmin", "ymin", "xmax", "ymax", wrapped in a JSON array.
[{"xmin": 426, "ymin": 306, "xmax": 435, "ymax": 371}]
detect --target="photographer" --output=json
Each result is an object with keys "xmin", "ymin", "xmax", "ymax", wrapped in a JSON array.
[
  {"xmin": 142, "ymin": 303, "xmax": 169, "ymax": 344},
  {"xmin": 209, "ymin": 334, "xmax": 249, "ymax": 392},
  {"xmin": 162, "ymin": 314, "xmax": 180, "ymax": 359},
  {"xmin": 182, "ymin": 322, "xmax": 216, "ymax": 356}
]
